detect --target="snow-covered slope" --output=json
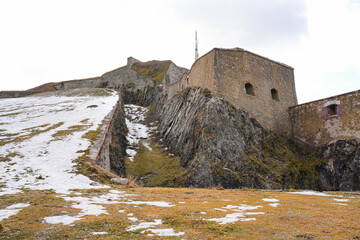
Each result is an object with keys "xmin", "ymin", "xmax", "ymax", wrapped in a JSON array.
[{"xmin": 0, "ymin": 89, "xmax": 118, "ymax": 195}]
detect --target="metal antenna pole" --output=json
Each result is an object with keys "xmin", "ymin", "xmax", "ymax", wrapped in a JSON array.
[{"xmin": 195, "ymin": 30, "xmax": 199, "ymax": 60}]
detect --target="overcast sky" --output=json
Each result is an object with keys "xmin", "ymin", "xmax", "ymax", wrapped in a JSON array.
[{"xmin": 0, "ymin": 0, "xmax": 359, "ymax": 103}]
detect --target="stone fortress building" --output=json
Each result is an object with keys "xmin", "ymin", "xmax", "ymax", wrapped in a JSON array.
[
  {"xmin": 164, "ymin": 48, "xmax": 360, "ymax": 146},
  {"xmin": 1, "ymin": 47, "xmax": 358, "ymax": 147}
]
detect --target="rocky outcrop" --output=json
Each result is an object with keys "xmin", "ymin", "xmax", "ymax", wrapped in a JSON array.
[
  {"xmin": 317, "ymin": 139, "xmax": 360, "ymax": 191},
  {"xmin": 154, "ymin": 88, "xmax": 324, "ymax": 189},
  {"xmin": 122, "ymin": 86, "xmax": 162, "ymax": 106}
]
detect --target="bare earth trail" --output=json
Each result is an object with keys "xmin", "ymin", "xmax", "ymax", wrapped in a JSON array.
[{"xmin": 0, "ymin": 90, "xmax": 359, "ymax": 239}]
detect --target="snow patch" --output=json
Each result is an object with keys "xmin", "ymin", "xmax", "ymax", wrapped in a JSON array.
[
  {"xmin": 119, "ymin": 200, "xmax": 175, "ymax": 207},
  {"xmin": 269, "ymin": 203, "xmax": 280, "ymax": 207},
  {"xmin": 128, "ymin": 217, "xmax": 139, "ymax": 222},
  {"xmin": 207, "ymin": 204, "xmax": 263, "ymax": 224},
  {"xmin": 92, "ymin": 232, "xmax": 108, "ymax": 235},
  {"xmin": 262, "ymin": 198, "xmax": 279, "ymax": 202},
  {"xmin": 44, "ymin": 215, "xmax": 82, "ymax": 225},
  {"xmin": 145, "ymin": 228, "xmax": 185, "ymax": 237},
  {"xmin": 0, "ymin": 203, "xmax": 30, "ymax": 221},
  {"xmin": 332, "ymin": 198, "xmax": 349, "ymax": 202},
  {"xmin": 289, "ymin": 191, "xmax": 343, "ymax": 197},
  {"xmin": 0, "ymin": 90, "xmax": 118, "ymax": 196},
  {"xmin": 124, "ymin": 104, "xmax": 153, "ymax": 161},
  {"xmin": 127, "ymin": 219, "xmax": 162, "ymax": 231}
]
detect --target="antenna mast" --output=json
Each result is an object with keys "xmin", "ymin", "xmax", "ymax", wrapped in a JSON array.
[{"xmin": 195, "ymin": 30, "xmax": 199, "ymax": 60}]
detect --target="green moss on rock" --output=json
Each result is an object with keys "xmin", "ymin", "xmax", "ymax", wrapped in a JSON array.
[{"xmin": 131, "ymin": 60, "xmax": 171, "ymax": 83}]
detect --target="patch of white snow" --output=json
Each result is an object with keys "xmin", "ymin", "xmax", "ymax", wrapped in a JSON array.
[
  {"xmin": 262, "ymin": 198, "xmax": 279, "ymax": 202},
  {"xmin": 269, "ymin": 203, "xmax": 280, "ymax": 207},
  {"xmin": 332, "ymin": 198, "xmax": 349, "ymax": 202},
  {"xmin": 120, "ymin": 200, "xmax": 175, "ymax": 207},
  {"xmin": 146, "ymin": 228, "xmax": 185, "ymax": 237},
  {"xmin": 127, "ymin": 219, "xmax": 162, "ymax": 231},
  {"xmin": 44, "ymin": 215, "xmax": 82, "ymax": 225},
  {"xmin": 0, "ymin": 203, "xmax": 30, "ymax": 221},
  {"xmin": 92, "ymin": 232, "xmax": 108, "ymax": 235},
  {"xmin": 207, "ymin": 204, "xmax": 263, "ymax": 224},
  {"xmin": 289, "ymin": 191, "xmax": 342, "ymax": 197}
]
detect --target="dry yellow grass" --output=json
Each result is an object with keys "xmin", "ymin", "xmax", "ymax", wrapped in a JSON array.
[{"xmin": 0, "ymin": 187, "xmax": 359, "ymax": 239}]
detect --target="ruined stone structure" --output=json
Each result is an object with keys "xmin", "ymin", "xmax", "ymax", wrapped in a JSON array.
[{"xmin": 164, "ymin": 47, "xmax": 359, "ymax": 145}]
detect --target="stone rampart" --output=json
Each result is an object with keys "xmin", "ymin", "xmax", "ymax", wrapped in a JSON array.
[
  {"xmin": 0, "ymin": 91, "xmax": 39, "ymax": 99},
  {"xmin": 54, "ymin": 77, "xmax": 102, "ymax": 91},
  {"xmin": 88, "ymin": 91, "xmax": 127, "ymax": 178},
  {"xmin": 163, "ymin": 73, "xmax": 187, "ymax": 99},
  {"xmin": 100, "ymin": 65, "xmax": 157, "ymax": 91},
  {"xmin": 289, "ymin": 90, "xmax": 360, "ymax": 145}
]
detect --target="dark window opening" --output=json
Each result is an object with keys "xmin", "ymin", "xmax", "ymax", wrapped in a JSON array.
[
  {"xmin": 245, "ymin": 83, "xmax": 255, "ymax": 96},
  {"xmin": 327, "ymin": 104, "xmax": 338, "ymax": 116},
  {"xmin": 271, "ymin": 88, "xmax": 279, "ymax": 101},
  {"xmin": 186, "ymin": 76, "xmax": 189, "ymax": 84}
]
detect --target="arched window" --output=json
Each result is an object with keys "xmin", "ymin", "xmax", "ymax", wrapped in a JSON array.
[
  {"xmin": 271, "ymin": 88, "xmax": 279, "ymax": 101},
  {"xmin": 245, "ymin": 83, "xmax": 255, "ymax": 96}
]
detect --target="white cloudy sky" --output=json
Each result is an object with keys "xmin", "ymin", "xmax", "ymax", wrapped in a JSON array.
[{"xmin": 0, "ymin": 0, "xmax": 359, "ymax": 103}]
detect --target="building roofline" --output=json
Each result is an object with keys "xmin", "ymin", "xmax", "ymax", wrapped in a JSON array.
[
  {"xmin": 289, "ymin": 89, "xmax": 360, "ymax": 109},
  {"xmin": 216, "ymin": 48, "xmax": 294, "ymax": 69},
  {"xmin": 190, "ymin": 47, "xmax": 294, "ymax": 70},
  {"xmin": 102, "ymin": 65, "xmax": 128, "ymax": 76}
]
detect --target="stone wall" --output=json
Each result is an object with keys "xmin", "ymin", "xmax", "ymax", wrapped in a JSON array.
[
  {"xmin": 186, "ymin": 48, "xmax": 297, "ymax": 136},
  {"xmin": 88, "ymin": 92, "xmax": 127, "ymax": 177},
  {"xmin": 187, "ymin": 50, "xmax": 216, "ymax": 92},
  {"xmin": 164, "ymin": 62, "xmax": 187, "ymax": 85},
  {"xmin": 163, "ymin": 73, "xmax": 187, "ymax": 99},
  {"xmin": 100, "ymin": 65, "xmax": 157, "ymax": 91},
  {"xmin": 289, "ymin": 90, "xmax": 360, "ymax": 146},
  {"xmin": 0, "ymin": 91, "xmax": 39, "ymax": 99},
  {"xmin": 53, "ymin": 77, "xmax": 102, "ymax": 91}
]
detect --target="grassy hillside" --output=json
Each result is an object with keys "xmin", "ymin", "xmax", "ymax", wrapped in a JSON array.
[{"xmin": 131, "ymin": 60, "xmax": 171, "ymax": 83}]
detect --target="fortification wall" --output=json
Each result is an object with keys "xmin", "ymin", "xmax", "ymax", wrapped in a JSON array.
[
  {"xmin": 289, "ymin": 90, "xmax": 360, "ymax": 146},
  {"xmin": 0, "ymin": 91, "xmax": 39, "ymax": 99},
  {"xmin": 185, "ymin": 48, "xmax": 297, "ymax": 136},
  {"xmin": 53, "ymin": 77, "xmax": 102, "ymax": 91},
  {"xmin": 101, "ymin": 65, "xmax": 156, "ymax": 91},
  {"xmin": 165, "ymin": 62, "xmax": 187, "ymax": 85},
  {"xmin": 215, "ymin": 49, "xmax": 297, "ymax": 136},
  {"xmin": 187, "ymin": 50, "xmax": 216, "ymax": 92},
  {"xmin": 163, "ymin": 73, "xmax": 187, "ymax": 99},
  {"xmin": 87, "ymin": 91, "xmax": 127, "ymax": 179}
]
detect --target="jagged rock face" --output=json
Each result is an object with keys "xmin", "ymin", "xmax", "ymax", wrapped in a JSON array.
[
  {"xmin": 317, "ymin": 139, "xmax": 360, "ymax": 191},
  {"xmin": 122, "ymin": 86, "xmax": 162, "ymax": 106},
  {"xmin": 156, "ymin": 88, "xmax": 276, "ymax": 188},
  {"xmin": 148, "ymin": 87, "xmax": 359, "ymax": 190}
]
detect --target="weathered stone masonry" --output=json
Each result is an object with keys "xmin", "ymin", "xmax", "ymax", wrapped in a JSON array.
[
  {"xmin": 165, "ymin": 47, "xmax": 359, "ymax": 146},
  {"xmin": 169, "ymin": 48, "xmax": 298, "ymax": 137},
  {"xmin": 289, "ymin": 90, "xmax": 360, "ymax": 146}
]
